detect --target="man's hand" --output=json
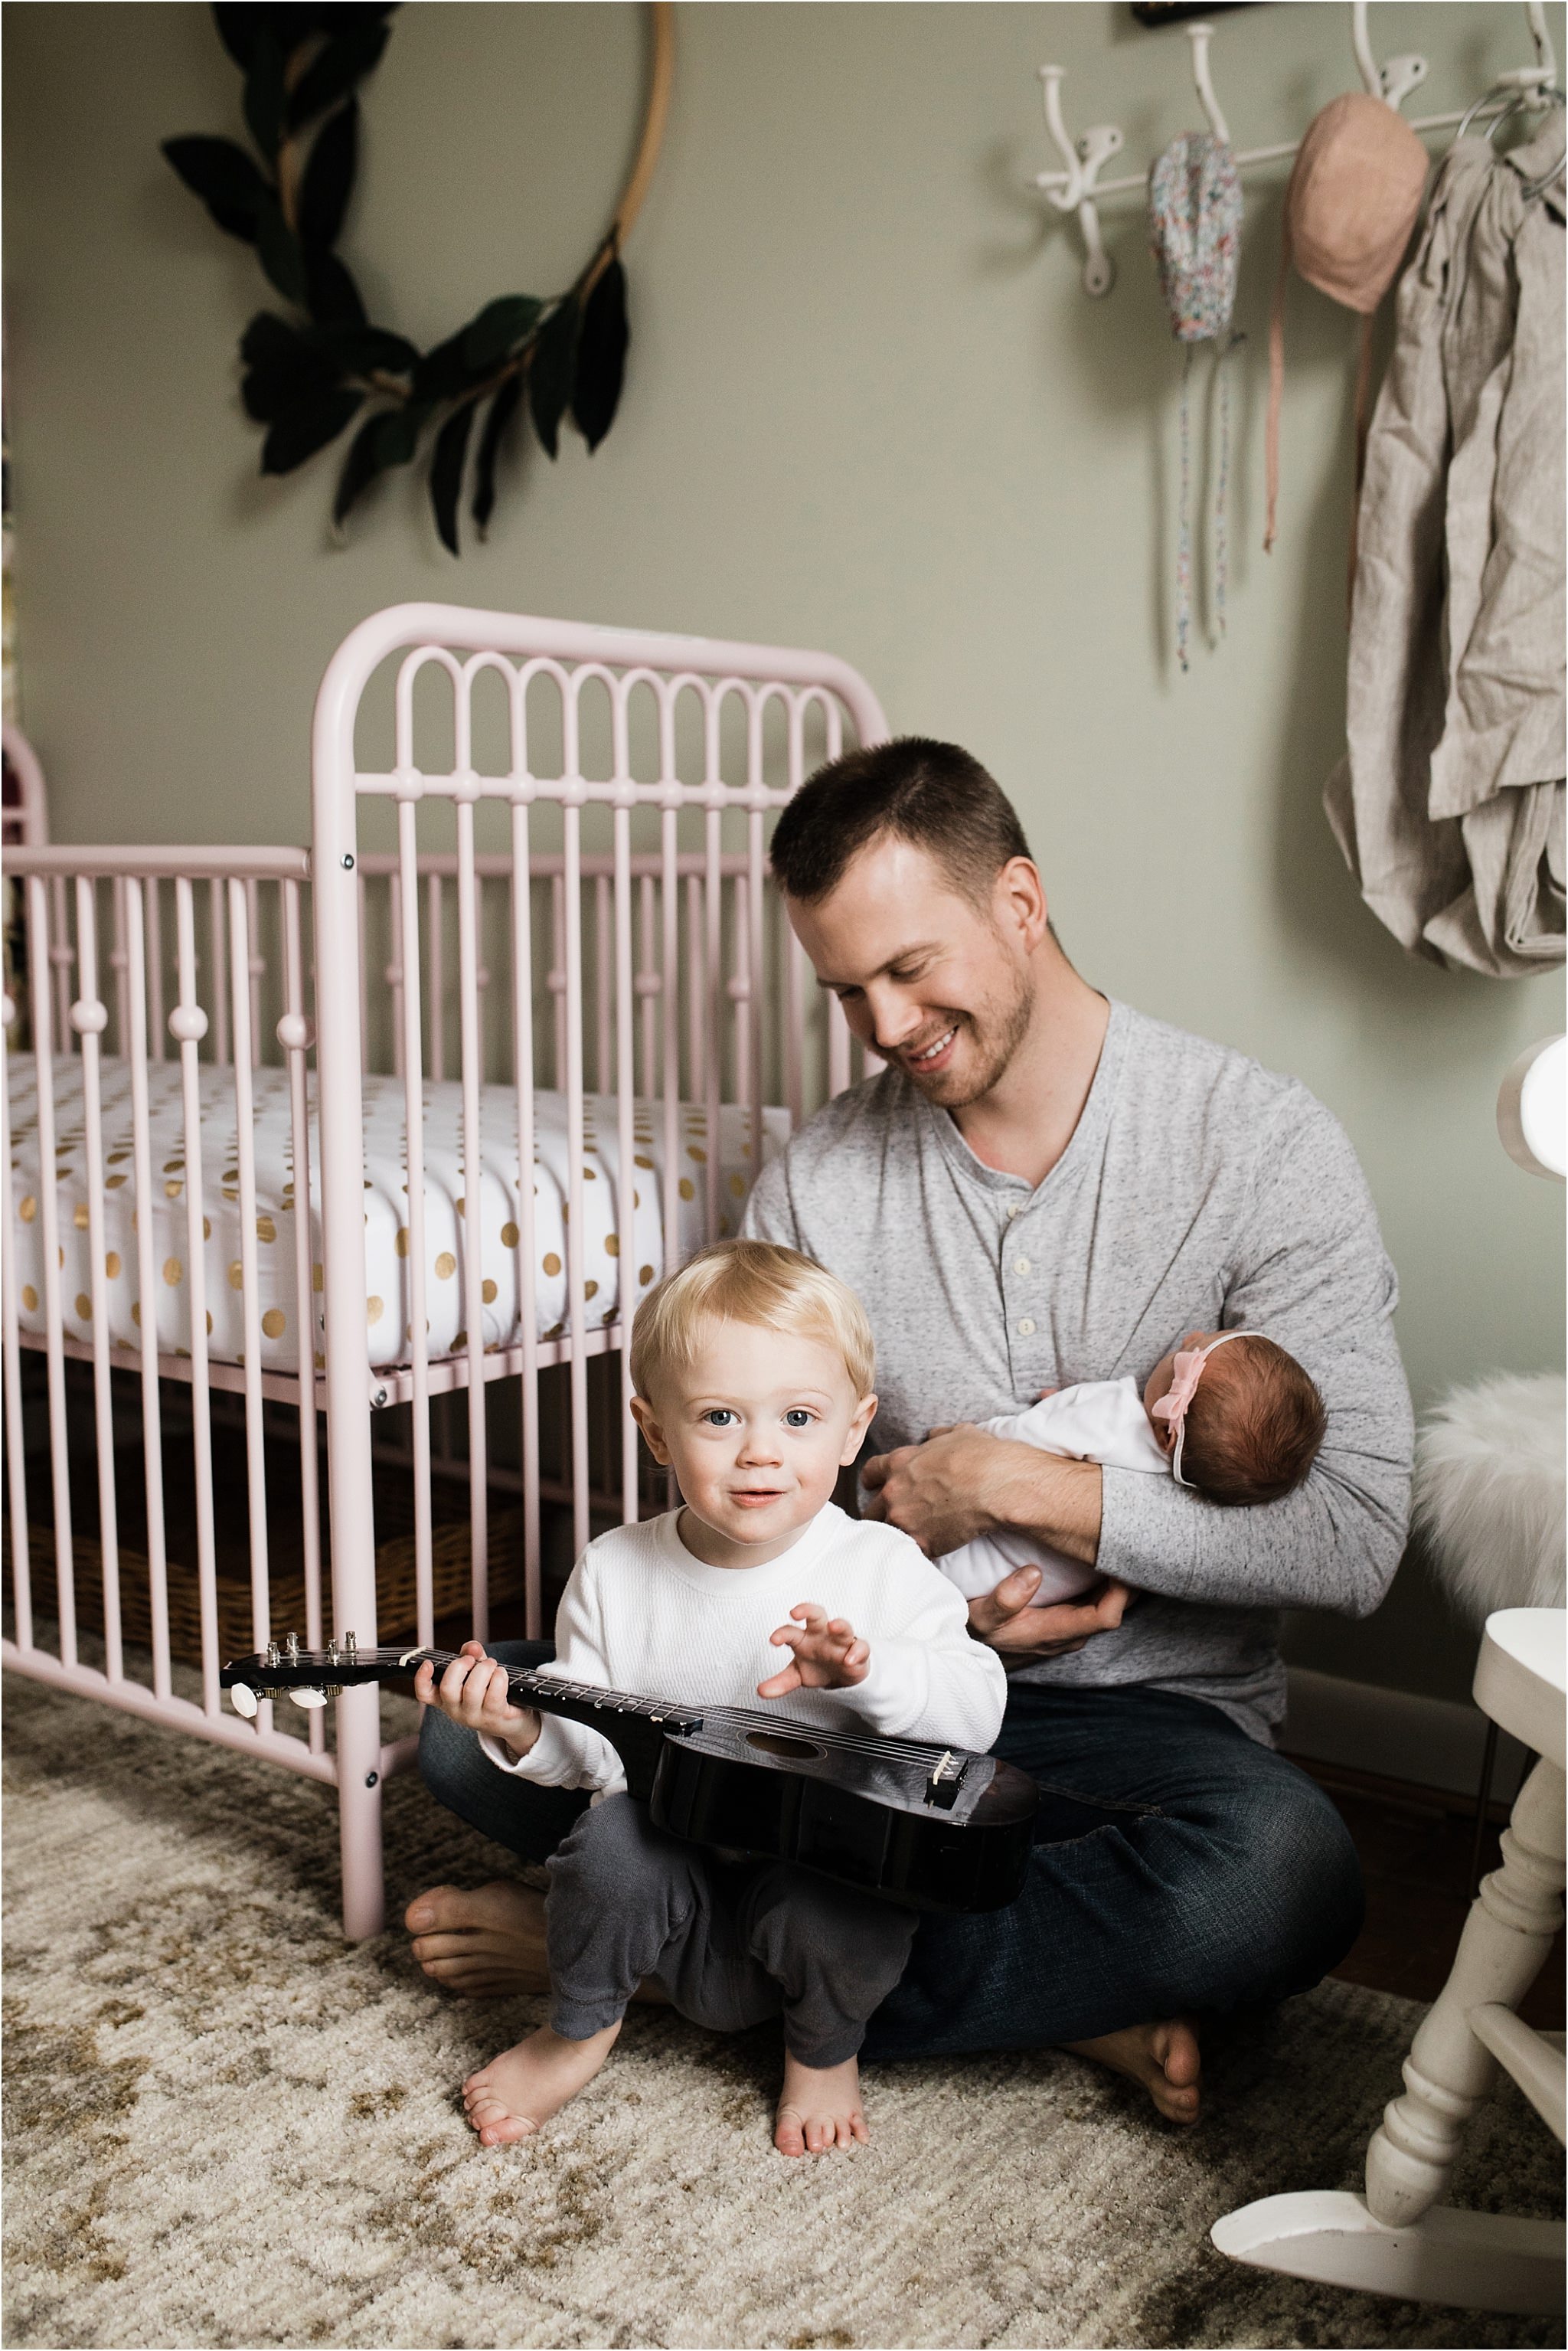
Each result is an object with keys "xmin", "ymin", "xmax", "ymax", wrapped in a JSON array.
[
  {"xmin": 758, "ymin": 1603, "xmax": 871, "ymax": 1698},
  {"xmin": 967, "ymin": 1567, "xmax": 1133, "ymax": 1662},
  {"xmin": 414, "ymin": 1640, "xmax": 541, "ymax": 1759},
  {"xmin": 861, "ymin": 1425, "xmax": 1102, "ymax": 1564}
]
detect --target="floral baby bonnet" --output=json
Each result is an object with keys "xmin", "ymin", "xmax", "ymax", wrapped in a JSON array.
[
  {"xmin": 1148, "ymin": 133, "xmax": 1244, "ymax": 670},
  {"xmin": 1149, "ymin": 131, "xmax": 1243, "ymax": 340}
]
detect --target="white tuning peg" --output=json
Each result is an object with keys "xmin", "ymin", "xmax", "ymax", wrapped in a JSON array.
[
  {"xmin": 230, "ymin": 1682, "xmax": 259, "ymax": 1718},
  {"xmin": 288, "ymin": 1686, "xmax": 328, "ymax": 1710}
]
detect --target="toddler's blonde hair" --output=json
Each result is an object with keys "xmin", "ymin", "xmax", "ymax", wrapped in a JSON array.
[{"xmin": 630, "ymin": 1240, "xmax": 875, "ymax": 1401}]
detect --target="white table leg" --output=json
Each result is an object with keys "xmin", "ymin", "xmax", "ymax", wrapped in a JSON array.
[{"xmin": 1365, "ymin": 1757, "xmax": 1566, "ymax": 2228}]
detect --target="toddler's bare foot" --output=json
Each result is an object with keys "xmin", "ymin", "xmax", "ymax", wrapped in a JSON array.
[
  {"xmin": 407, "ymin": 1879, "xmax": 671, "ymax": 2004},
  {"xmin": 773, "ymin": 2049, "xmax": 871, "ymax": 2156},
  {"xmin": 462, "ymin": 2020, "xmax": 621, "ymax": 2146},
  {"xmin": 1063, "ymin": 2015, "xmax": 1202, "ymax": 2124}
]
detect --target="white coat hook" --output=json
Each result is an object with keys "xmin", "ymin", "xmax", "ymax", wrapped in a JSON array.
[
  {"xmin": 1498, "ymin": 0, "xmax": 1557, "ymax": 92},
  {"xmin": 1187, "ymin": 21, "xmax": 1231, "ymax": 145},
  {"xmin": 1034, "ymin": 64, "xmax": 1123, "ymax": 297},
  {"xmin": 1351, "ymin": 1, "xmax": 1428, "ymax": 113}
]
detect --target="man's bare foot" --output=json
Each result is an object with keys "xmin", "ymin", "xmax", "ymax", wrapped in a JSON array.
[
  {"xmin": 406, "ymin": 1881, "xmax": 551, "ymax": 1996},
  {"xmin": 1063, "ymin": 2016, "xmax": 1202, "ymax": 2124},
  {"xmin": 462, "ymin": 2021, "xmax": 621, "ymax": 2147},
  {"xmin": 773, "ymin": 2049, "xmax": 871, "ymax": 2156},
  {"xmin": 406, "ymin": 1880, "xmax": 670, "ymax": 2004}
]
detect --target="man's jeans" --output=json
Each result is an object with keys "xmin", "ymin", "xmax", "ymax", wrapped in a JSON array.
[{"xmin": 417, "ymin": 1647, "xmax": 1364, "ymax": 2059}]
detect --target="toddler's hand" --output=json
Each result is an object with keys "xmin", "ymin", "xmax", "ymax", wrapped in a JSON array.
[
  {"xmin": 414, "ymin": 1640, "xmax": 541, "ymax": 1758},
  {"xmin": 759, "ymin": 1603, "xmax": 870, "ymax": 1698}
]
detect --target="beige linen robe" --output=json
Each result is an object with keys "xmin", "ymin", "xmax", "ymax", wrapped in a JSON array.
[{"xmin": 1325, "ymin": 123, "xmax": 1566, "ymax": 976}]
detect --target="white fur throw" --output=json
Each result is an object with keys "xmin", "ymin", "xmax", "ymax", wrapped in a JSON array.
[{"xmin": 1414, "ymin": 1372, "xmax": 1567, "ymax": 1624}]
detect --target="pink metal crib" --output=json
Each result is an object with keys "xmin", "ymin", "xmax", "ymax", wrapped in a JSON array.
[{"xmin": 2, "ymin": 604, "xmax": 887, "ymax": 1935}]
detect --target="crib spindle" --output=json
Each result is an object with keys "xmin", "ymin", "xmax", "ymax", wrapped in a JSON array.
[
  {"xmin": 210, "ymin": 876, "xmax": 230, "ymax": 1068},
  {"xmin": 509, "ymin": 799, "xmax": 543, "ymax": 1638},
  {"xmin": 612, "ymin": 794, "xmax": 639, "ymax": 1525},
  {"xmin": 660, "ymin": 807, "xmax": 681, "ymax": 1277},
  {"xmin": 280, "ymin": 878, "xmax": 325, "ymax": 1751},
  {"xmin": 244, "ymin": 876, "xmax": 263, "ymax": 1069},
  {"xmin": 397, "ymin": 802, "xmax": 436, "ymax": 1653},
  {"xmin": 637, "ymin": 872, "xmax": 658, "ymax": 1099},
  {"xmin": 594, "ymin": 871, "xmax": 612, "ymax": 1096},
  {"xmin": 123, "ymin": 881, "xmax": 173, "ymax": 1700},
  {"xmin": 72, "ymin": 881, "xmax": 125, "ymax": 1683},
  {"xmin": 562, "ymin": 797, "xmax": 591, "ymax": 1563},
  {"xmin": 456, "ymin": 796, "xmax": 489, "ymax": 1641},
  {"xmin": 228, "ymin": 881, "xmax": 272, "ymax": 1678},
  {"xmin": 704, "ymin": 803, "xmax": 723, "ymax": 1241},
  {"xmin": 746, "ymin": 802, "xmax": 767, "ymax": 1184},
  {"xmin": 27, "ymin": 878, "xmax": 77, "ymax": 1667},
  {"xmin": 173, "ymin": 877, "xmax": 221, "ymax": 1715},
  {"xmin": 145, "ymin": 878, "xmax": 166, "ymax": 1064},
  {"xmin": 50, "ymin": 873, "xmax": 74, "ymax": 1054},
  {"xmin": 426, "ymin": 868, "xmax": 445, "ymax": 1083},
  {"xmin": 0, "ymin": 995, "xmax": 34, "ymax": 1652}
]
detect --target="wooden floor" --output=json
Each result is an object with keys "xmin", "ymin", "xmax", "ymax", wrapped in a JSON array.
[{"xmin": 1297, "ymin": 1756, "xmax": 1564, "ymax": 2031}]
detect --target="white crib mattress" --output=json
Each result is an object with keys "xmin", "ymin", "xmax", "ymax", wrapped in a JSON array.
[{"xmin": 8, "ymin": 1057, "xmax": 786, "ymax": 1376}]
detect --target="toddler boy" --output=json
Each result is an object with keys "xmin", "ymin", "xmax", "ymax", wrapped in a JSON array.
[{"xmin": 419, "ymin": 1239, "xmax": 1005, "ymax": 2157}]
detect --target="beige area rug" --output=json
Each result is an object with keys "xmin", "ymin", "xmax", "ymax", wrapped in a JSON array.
[{"xmin": 4, "ymin": 1668, "xmax": 1563, "ymax": 2351}]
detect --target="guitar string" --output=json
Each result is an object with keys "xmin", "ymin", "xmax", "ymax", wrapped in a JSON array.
[{"xmin": 258, "ymin": 1650, "xmax": 979, "ymax": 1771}]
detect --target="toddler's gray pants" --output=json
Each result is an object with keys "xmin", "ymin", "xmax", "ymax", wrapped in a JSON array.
[{"xmin": 545, "ymin": 1791, "xmax": 918, "ymax": 2068}]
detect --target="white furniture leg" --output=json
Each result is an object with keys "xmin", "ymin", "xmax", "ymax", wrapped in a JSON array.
[
  {"xmin": 1213, "ymin": 1610, "xmax": 1566, "ymax": 2315},
  {"xmin": 1365, "ymin": 1757, "xmax": 1566, "ymax": 2226}
]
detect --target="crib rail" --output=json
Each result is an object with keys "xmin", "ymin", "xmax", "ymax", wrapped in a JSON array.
[
  {"xmin": 2, "ymin": 845, "xmax": 337, "ymax": 1777},
  {"xmin": 2, "ymin": 602, "xmax": 890, "ymax": 1943}
]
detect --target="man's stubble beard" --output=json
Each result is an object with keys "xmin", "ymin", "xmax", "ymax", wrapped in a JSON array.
[{"xmin": 906, "ymin": 960, "xmax": 1036, "ymax": 1110}]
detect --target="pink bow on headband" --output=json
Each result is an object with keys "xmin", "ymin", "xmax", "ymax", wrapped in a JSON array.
[
  {"xmin": 1150, "ymin": 1330, "xmax": 1260, "ymax": 1490},
  {"xmin": 1149, "ymin": 1348, "xmax": 1210, "ymax": 1434}
]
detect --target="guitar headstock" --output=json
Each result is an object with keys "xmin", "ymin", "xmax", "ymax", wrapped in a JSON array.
[{"xmin": 220, "ymin": 1636, "xmax": 438, "ymax": 1715}]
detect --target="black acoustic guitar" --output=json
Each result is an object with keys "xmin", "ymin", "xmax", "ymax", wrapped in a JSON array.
[{"xmin": 221, "ymin": 1637, "xmax": 1039, "ymax": 1914}]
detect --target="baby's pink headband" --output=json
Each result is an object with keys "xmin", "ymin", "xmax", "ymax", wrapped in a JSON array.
[{"xmin": 1150, "ymin": 1330, "xmax": 1259, "ymax": 1490}]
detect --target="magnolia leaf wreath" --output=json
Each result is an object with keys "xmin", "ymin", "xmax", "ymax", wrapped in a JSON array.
[{"xmin": 162, "ymin": 2, "xmax": 672, "ymax": 552}]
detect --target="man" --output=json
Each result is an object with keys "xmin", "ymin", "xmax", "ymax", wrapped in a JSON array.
[{"xmin": 409, "ymin": 739, "xmax": 1412, "ymax": 2123}]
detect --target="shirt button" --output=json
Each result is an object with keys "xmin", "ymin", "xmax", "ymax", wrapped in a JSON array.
[
  {"xmin": 1017, "ymin": 1316, "xmax": 1036, "ymax": 1337},
  {"xmin": 1014, "ymin": 1257, "xmax": 1031, "ymax": 1276},
  {"xmin": 1005, "ymin": 1204, "xmax": 1021, "ymax": 1220}
]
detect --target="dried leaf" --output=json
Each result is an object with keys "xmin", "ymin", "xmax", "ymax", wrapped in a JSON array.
[
  {"xmin": 571, "ymin": 257, "xmax": 628, "ymax": 452},
  {"xmin": 430, "ymin": 400, "xmax": 479, "ymax": 554},
  {"xmin": 472, "ymin": 374, "xmax": 524, "ymax": 535},
  {"xmin": 528, "ymin": 296, "xmax": 579, "ymax": 460},
  {"xmin": 262, "ymin": 384, "xmax": 364, "ymax": 473}
]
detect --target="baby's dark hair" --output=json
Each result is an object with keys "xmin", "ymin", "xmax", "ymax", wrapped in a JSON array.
[{"xmin": 1180, "ymin": 1336, "xmax": 1326, "ymax": 1506}]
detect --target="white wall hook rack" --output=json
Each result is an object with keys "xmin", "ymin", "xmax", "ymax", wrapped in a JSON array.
[
  {"xmin": 1031, "ymin": 2, "xmax": 1560, "ymax": 299},
  {"xmin": 1351, "ymin": 0, "xmax": 1428, "ymax": 112},
  {"xmin": 1036, "ymin": 64, "xmax": 1123, "ymax": 296}
]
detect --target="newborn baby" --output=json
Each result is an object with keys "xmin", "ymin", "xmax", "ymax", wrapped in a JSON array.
[{"xmin": 936, "ymin": 1328, "xmax": 1328, "ymax": 1607}]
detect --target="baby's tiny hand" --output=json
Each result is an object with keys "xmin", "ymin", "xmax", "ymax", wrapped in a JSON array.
[
  {"xmin": 414, "ymin": 1640, "xmax": 541, "ymax": 1758},
  {"xmin": 758, "ymin": 1604, "xmax": 871, "ymax": 1698}
]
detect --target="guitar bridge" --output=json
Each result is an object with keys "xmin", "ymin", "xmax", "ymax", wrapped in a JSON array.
[{"xmin": 923, "ymin": 1751, "xmax": 965, "ymax": 1811}]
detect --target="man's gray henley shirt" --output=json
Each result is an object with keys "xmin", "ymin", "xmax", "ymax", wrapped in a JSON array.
[{"xmin": 742, "ymin": 999, "xmax": 1414, "ymax": 1742}]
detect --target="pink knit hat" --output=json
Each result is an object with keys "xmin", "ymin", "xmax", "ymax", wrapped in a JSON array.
[{"xmin": 1265, "ymin": 92, "xmax": 1429, "ymax": 551}]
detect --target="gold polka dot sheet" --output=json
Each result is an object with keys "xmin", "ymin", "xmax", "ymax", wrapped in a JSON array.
[{"xmin": 8, "ymin": 1057, "xmax": 787, "ymax": 1374}]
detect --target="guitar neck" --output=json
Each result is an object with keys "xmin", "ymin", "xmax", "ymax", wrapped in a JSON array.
[{"xmin": 397, "ymin": 1646, "xmax": 703, "ymax": 1800}]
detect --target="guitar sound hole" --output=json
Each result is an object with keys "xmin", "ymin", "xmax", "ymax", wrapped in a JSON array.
[{"xmin": 746, "ymin": 1730, "xmax": 825, "ymax": 1761}]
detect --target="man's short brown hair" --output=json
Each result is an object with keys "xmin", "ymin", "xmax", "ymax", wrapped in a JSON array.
[{"xmin": 768, "ymin": 737, "xmax": 1032, "ymax": 906}]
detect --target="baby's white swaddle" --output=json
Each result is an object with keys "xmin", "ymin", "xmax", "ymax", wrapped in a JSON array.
[{"xmin": 935, "ymin": 1376, "xmax": 1169, "ymax": 1607}]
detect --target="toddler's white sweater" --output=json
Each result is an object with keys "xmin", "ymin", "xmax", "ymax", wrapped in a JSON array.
[{"xmin": 481, "ymin": 1502, "xmax": 1008, "ymax": 1797}]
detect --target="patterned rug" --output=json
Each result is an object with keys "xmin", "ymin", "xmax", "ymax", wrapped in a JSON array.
[{"xmin": 4, "ymin": 1668, "xmax": 1562, "ymax": 2350}]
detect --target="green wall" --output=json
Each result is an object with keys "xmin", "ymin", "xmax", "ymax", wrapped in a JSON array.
[{"xmin": 5, "ymin": 2, "xmax": 1563, "ymax": 1703}]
